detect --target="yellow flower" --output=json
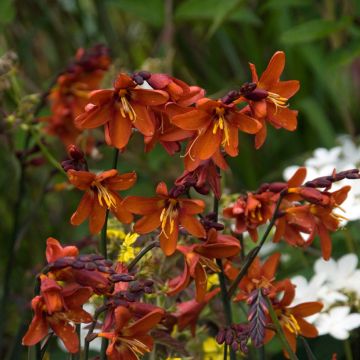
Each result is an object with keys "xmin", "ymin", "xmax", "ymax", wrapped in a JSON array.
[
  {"xmin": 117, "ymin": 232, "xmax": 140, "ymax": 263},
  {"xmin": 203, "ymin": 337, "xmax": 224, "ymax": 360},
  {"xmin": 206, "ymin": 273, "xmax": 220, "ymax": 291}
]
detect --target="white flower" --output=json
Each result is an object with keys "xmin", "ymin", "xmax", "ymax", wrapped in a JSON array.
[
  {"xmin": 304, "ymin": 147, "xmax": 342, "ymax": 169},
  {"xmin": 315, "ymin": 306, "xmax": 360, "ymax": 340}
]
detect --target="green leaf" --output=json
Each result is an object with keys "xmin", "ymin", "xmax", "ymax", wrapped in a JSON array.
[
  {"xmin": 109, "ymin": 0, "xmax": 164, "ymax": 27},
  {"xmin": 298, "ymin": 98, "xmax": 335, "ymax": 148},
  {"xmin": 280, "ymin": 18, "xmax": 351, "ymax": 44},
  {"xmin": 0, "ymin": 0, "xmax": 15, "ymax": 25},
  {"xmin": 262, "ymin": 0, "xmax": 311, "ymax": 11},
  {"xmin": 328, "ymin": 40, "xmax": 360, "ymax": 67}
]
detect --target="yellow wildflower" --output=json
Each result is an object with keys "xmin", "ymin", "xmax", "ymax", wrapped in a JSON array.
[
  {"xmin": 203, "ymin": 337, "xmax": 224, "ymax": 360},
  {"xmin": 206, "ymin": 273, "xmax": 220, "ymax": 291},
  {"xmin": 117, "ymin": 232, "xmax": 140, "ymax": 263}
]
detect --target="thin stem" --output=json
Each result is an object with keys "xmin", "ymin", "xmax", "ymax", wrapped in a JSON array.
[
  {"xmin": 227, "ymin": 192, "xmax": 285, "ymax": 298},
  {"xmin": 100, "ymin": 148, "xmax": 119, "ymax": 360},
  {"xmin": 300, "ymin": 336, "xmax": 317, "ymax": 360},
  {"xmin": 0, "ymin": 131, "xmax": 31, "ymax": 353},
  {"xmin": 266, "ymin": 298, "xmax": 298, "ymax": 360},
  {"xmin": 213, "ymin": 166, "xmax": 236, "ymax": 360},
  {"xmin": 224, "ymin": 344, "xmax": 228, "ymax": 360},
  {"xmin": 84, "ymin": 306, "xmax": 107, "ymax": 360},
  {"xmin": 40, "ymin": 333, "xmax": 54, "ymax": 360},
  {"xmin": 128, "ymin": 240, "xmax": 159, "ymax": 271},
  {"xmin": 344, "ymin": 339, "xmax": 353, "ymax": 360}
]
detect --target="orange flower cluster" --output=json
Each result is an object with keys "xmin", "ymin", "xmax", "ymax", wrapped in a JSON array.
[
  {"xmin": 224, "ymin": 168, "xmax": 358, "ymax": 260},
  {"xmin": 23, "ymin": 239, "xmax": 164, "ymax": 357},
  {"xmin": 71, "ymin": 51, "xmax": 298, "ymax": 172},
  {"xmin": 43, "ymin": 45, "xmax": 111, "ymax": 148}
]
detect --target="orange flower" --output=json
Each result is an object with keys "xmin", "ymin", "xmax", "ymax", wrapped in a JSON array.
[
  {"xmin": 75, "ymin": 73, "xmax": 169, "ymax": 149},
  {"xmin": 168, "ymin": 228, "xmax": 240, "ymax": 301},
  {"xmin": 22, "ymin": 282, "xmax": 93, "ymax": 353},
  {"xmin": 171, "ymin": 288, "xmax": 220, "ymax": 336},
  {"xmin": 171, "ymin": 98, "xmax": 261, "ymax": 167},
  {"xmin": 243, "ymin": 51, "xmax": 300, "ymax": 149},
  {"xmin": 68, "ymin": 169, "xmax": 136, "ymax": 234},
  {"xmin": 266, "ymin": 287, "xmax": 323, "ymax": 357},
  {"xmin": 124, "ymin": 182, "xmax": 206, "ymax": 256},
  {"xmin": 223, "ymin": 192, "xmax": 275, "ymax": 242},
  {"xmin": 98, "ymin": 306, "xmax": 164, "ymax": 360},
  {"xmin": 226, "ymin": 253, "xmax": 284, "ymax": 302},
  {"xmin": 44, "ymin": 45, "xmax": 111, "ymax": 147},
  {"xmin": 274, "ymin": 186, "xmax": 350, "ymax": 259}
]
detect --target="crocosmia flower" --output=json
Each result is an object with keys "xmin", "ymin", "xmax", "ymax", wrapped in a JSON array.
[{"xmin": 68, "ymin": 169, "xmax": 137, "ymax": 233}]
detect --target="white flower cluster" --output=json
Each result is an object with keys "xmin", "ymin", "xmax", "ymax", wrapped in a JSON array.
[
  {"xmin": 283, "ymin": 135, "xmax": 360, "ymax": 224},
  {"xmin": 291, "ymin": 254, "xmax": 360, "ymax": 340}
]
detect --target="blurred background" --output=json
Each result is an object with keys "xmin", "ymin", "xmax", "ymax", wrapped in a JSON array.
[{"xmin": 1, "ymin": 0, "xmax": 360, "ymax": 359}]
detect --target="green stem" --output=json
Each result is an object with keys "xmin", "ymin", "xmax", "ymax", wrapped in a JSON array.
[
  {"xmin": 100, "ymin": 148, "xmax": 119, "ymax": 360},
  {"xmin": 213, "ymin": 167, "xmax": 236, "ymax": 360},
  {"xmin": 224, "ymin": 344, "xmax": 228, "ymax": 360},
  {"xmin": 300, "ymin": 336, "xmax": 317, "ymax": 360},
  {"xmin": 227, "ymin": 192, "xmax": 285, "ymax": 298},
  {"xmin": 128, "ymin": 240, "xmax": 159, "ymax": 271},
  {"xmin": 0, "ymin": 131, "xmax": 31, "ymax": 354},
  {"xmin": 266, "ymin": 298, "xmax": 298, "ymax": 360},
  {"xmin": 344, "ymin": 339, "xmax": 353, "ymax": 360}
]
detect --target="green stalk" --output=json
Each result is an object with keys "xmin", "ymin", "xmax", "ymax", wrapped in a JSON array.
[
  {"xmin": 213, "ymin": 167, "xmax": 236, "ymax": 360},
  {"xmin": 227, "ymin": 192, "xmax": 285, "ymax": 298},
  {"xmin": 100, "ymin": 148, "xmax": 119, "ymax": 360},
  {"xmin": 266, "ymin": 298, "xmax": 298, "ymax": 360}
]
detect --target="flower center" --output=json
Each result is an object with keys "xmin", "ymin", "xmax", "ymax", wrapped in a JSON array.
[
  {"xmin": 118, "ymin": 89, "xmax": 137, "ymax": 122},
  {"xmin": 266, "ymin": 92, "xmax": 288, "ymax": 112},
  {"xmin": 199, "ymin": 256, "xmax": 220, "ymax": 273},
  {"xmin": 117, "ymin": 336, "xmax": 150, "ymax": 359},
  {"xmin": 92, "ymin": 181, "xmax": 117, "ymax": 209},
  {"xmin": 213, "ymin": 107, "xmax": 230, "ymax": 146},
  {"xmin": 279, "ymin": 312, "xmax": 300, "ymax": 335},
  {"xmin": 160, "ymin": 199, "xmax": 179, "ymax": 238}
]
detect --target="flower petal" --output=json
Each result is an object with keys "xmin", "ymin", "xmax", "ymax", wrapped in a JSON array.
[
  {"xmin": 171, "ymin": 109, "xmax": 210, "ymax": 131},
  {"xmin": 50, "ymin": 320, "xmax": 79, "ymax": 353},
  {"xmin": 108, "ymin": 110, "xmax": 133, "ymax": 149},
  {"xmin": 180, "ymin": 214, "xmax": 206, "ymax": 238},
  {"xmin": 70, "ymin": 192, "xmax": 93, "ymax": 226},
  {"xmin": 131, "ymin": 103, "xmax": 155, "ymax": 136},
  {"xmin": 134, "ymin": 211, "xmax": 162, "ymax": 234},
  {"xmin": 123, "ymin": 196, "xmax": 161, "ymax": 214},
  {"xmin": 89, "ymin": 199, "xmax": 107, "ymax": 234},
  {"xmin": 259, "ymin": 51, "xmax": 285, "ymax": 89},
  {"xmin": 270, "ymin": 80, "xmax": 300, "ymax": 99},
  {"xmin": 131, "ymin": 88, "xmax": 169, "ymax": 106},
  {"xmin": 125, "ymin": 308, "xmax": 164, "ymax": 336}
]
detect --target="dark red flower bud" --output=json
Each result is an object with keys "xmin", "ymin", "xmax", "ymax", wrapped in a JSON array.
[
  {"xmin": 268, "ymin": 182, "xmax": 288, "ymax": 193},
  {"xmin": 225, "ymin": 329, "xmax": 234, "ymax": 345},
  {"xmin": 67, "ymin": 145, "xmax": 84, "ymax": 161},
  {"xmin": 109, "ymin": 274, "xmax": 135, "ymax": 283}
]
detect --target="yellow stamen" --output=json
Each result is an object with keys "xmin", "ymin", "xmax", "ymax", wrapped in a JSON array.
[
  {"xmin": 212, "ymin": 107, "xmax": 230, "ymax": 146},
  {"xmin": 118, "ymin": 90, "xmax": 137, "ymax": 122},
  {"xmin": 282, "ymin": 313, "xmax": 301, "ymax": 335},
  {"xmin": 181, "ymin": 129, "xmax": 203, "ymax": 161},
  {"xmin": 92, "ymin": 181, "xmax": 117, "ymax": 209},
  {"xmin": 118, "ymin": 337, "xmax": 150, "ymax": 359},
  {"xmin": 267, "ymin": 91, "xmax": 289, "ymax": 113},
  {"xmin": 159, "ymin": 199, "xmax": 178, "ymax": 238},
  {"xmin": 199, "ymin": 257, "xmax": 220, "ymax": 273}
]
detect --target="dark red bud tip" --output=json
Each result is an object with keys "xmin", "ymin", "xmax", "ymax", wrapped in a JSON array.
[
  {"xmin": 225, "ymin": 329, "xmax": 234, "ymax": 345},
  {"xmin": 67, "ymin": 144, "xmax": 84, "ymax": 161},
  {"xmin": 138, "ymin": 71, "xmax": 151, "ymax": 80},
  {"xmin": 109, "ymin": 274, "xmax": 135, "ymax": 283},
  {"xmin": 268, "ymin": 182, "xmax": 288, "ymax": 193},
  {"xmin": 132, "ymin": 74, "xmax": 144, "ymax": 85}
]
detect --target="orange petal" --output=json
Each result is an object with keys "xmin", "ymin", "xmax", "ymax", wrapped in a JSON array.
[
  {"xmin": 268, "ymin": 105, "xmax": 298, "ymax": 131},
  {"xmin": 70, "ymin": 192, "xmax": 93, "ymax": 226},
  {"xmin": 296, "ymin": 318, "xmax": 319, "ymax": 338},
  {"xmin": 96, "ymin": 169, "xmax": 118, "ymax": 183},
  {"xmin": 156, "ymin": 182, "xmax": 168, "ymax": 196},
  {"xmin": 75, "ymin": 105, "xmax": 112, "ymax": 129},
  {"xmin": 192, "ymin": 126, "xmax": 221, "ymax": 160},
  {"xmin": 125, "ymin": 308, "xmax": 164, "ymax": 336},
  {"xmin": 134, "ymin": 211, "xmax": 162, "ymax": 234},
  {"xmin": 283, "ymin": 327, "xmax": 297, "ymax": 358},
  {"xmin": 22, "ymin": 314, "xmax": 48, "ymax": 346},
  {"xmin": 108, "ymin": 111, "xmax": 133, "ymax": 149},
  {"xmin": 171, "ymin": 109, "xmax": 210, "ymax": 131},
  {"xmin": 114, "ymin": 73, "xmax": 135, "ymax": 88},
  {"xmin": 123, "ymin": 196, "xmax": 161, "ymax": 214},
  {"xmin": 114, "ymin": 306, "xmax": 132, "ymax": 332},
  {"xmin": 249, "ymin": 62, "xmax": 259, "ymax": 83},
  {"xmin": 50, "ymin": 320, "xmax": 79, "ymax": 353},
  {"xmin": 66, "ymin": 309, "xmax": 93, "ymax": 323},
  {"xmin": 180, "ymin": 214, "xmax": 206, "ymax": 238},
  {"xmin": 262, "ymin": 253, "xmax": 281, "ymax": 279},
  {"xmin": 259, "ymin": 51, "xmax": 285, "ymax": 89},
  {"xmin": 89, "ymin": 89, "xmax": 114, "ymax": 105},
  {"xmin": 112, "ymin": 198, "xmax": 134, "ymax": 224},
  {"xmin": 254, "ymin": 120, "xmax": 267, "ymax": 149},
  {"xmin": 318, "ymin": 224, "xmax": 332, "ymax": 260},
  {"xmin": 160, "ymin": 218, "xmax": 179, "ymax": 256},
  {"xmin": 270, "ymin": 80, "xmax": 300, "ymax": 99},
  {"xmin": 230, "ymin": 112, "xmax": 262, "ymax": 134},
  {"xmin": 224, "ymin": 124, "xmax": 238, "ymax": 157},
  {"xmin": 67, "ymin": 170, "xmax": 95, "ymax": 190},
  {"xmin": 131, "ymin": 88, "xmax": 169, "ymax": 106},
  {"xmin": 46, "ymin": 237, "xmax": 78, "ymax": 263},
  {"xmin": 291, "ymin": 302, "xmax": 323, "ymax": 317},
  {"xmin": 167, "ymin": 261, "xmax": 191, "ymax": 296},
  {"xmin": 287, "ymin": 167, "xmax": 307, "ymax": 187},
  {"xmin": 106, "ymin": 171, "xmax": 137, "ymax": 191},
  {"xmin": 194, "ymin": 264, "xmax": 207, "ymax": 302},
  {"xmin": 180, "ymin": 199, "xmax": 205, "ymax": 214},
  {"xmin": 89, "ymin": 200, "xmax": 107, "ymax": 234},
  {"xmin": 131, "ymin": 103, "xmax": 155, "ymax": 136}
]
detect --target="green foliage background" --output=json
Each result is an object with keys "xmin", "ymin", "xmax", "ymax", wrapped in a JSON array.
[{"xmin": 1, "ymin": 0, "xmax": 360, "ymax": 359}]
